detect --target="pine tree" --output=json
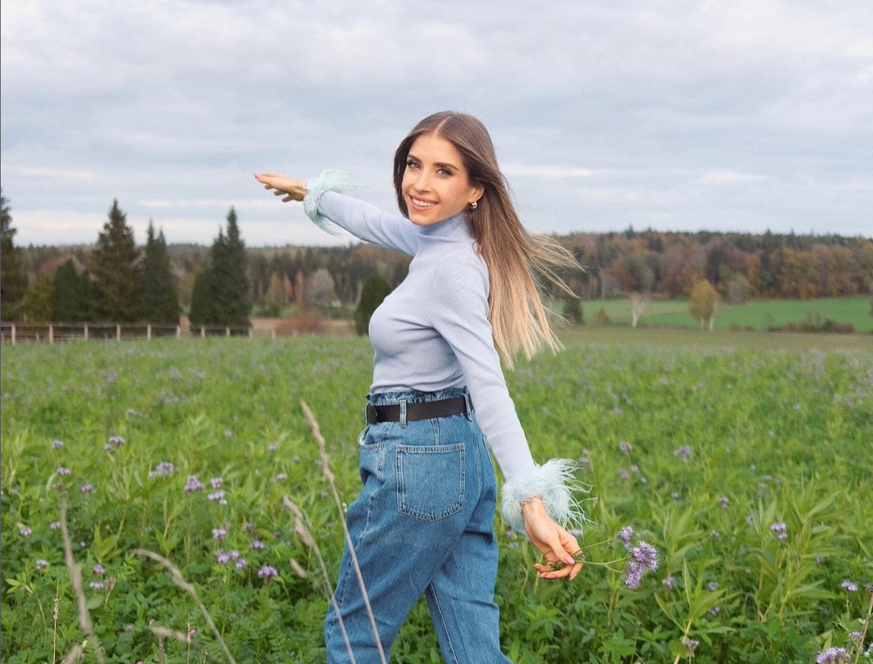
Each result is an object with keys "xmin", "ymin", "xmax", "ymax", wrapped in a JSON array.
[
  {"xmin": 77, "ymin": 270, "xmax": 101, "ymax": 322},
  {"xmin": 88, "ymin": 199, "xmax": 142, "ymax": 322},
  {"xmin": 140, "ymin": 220, "xmax": 180, "ymax": 325},
  {"xmin": 22, "ymin": 275, "xmax": 55, "ymax": 322},
  {"xmin": 223, "ymin": 208, "xmax": 251, "ymax": 327},
  {"xmin": 188, "ymin": 270, "xmax": 214, "ymax": 329},
  {"xmin": 1, "ymin": 188, "xmax": 28, "ymax": 320},
  {"xmin": 52, "ymin": 259, "xmax": 82, "ymax": 322}
]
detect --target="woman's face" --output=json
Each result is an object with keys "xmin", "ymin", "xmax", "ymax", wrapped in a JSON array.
[{"xmin": 401, "ymin": 132, "xmax": 484, "ymax": 226}]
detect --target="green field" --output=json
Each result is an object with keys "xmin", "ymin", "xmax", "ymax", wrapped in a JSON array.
[
  {"xmin": 570, "ymin": 296, "xmax": 873, "ymax": 333},
  {"xmin": 2, "ymin": 334, "xmax": 871, "ymax": 662}
]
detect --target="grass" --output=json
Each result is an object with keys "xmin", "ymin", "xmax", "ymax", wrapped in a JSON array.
[
  {"xmin": 2, "ymin": 333, "xmax": 871, "ymax": 662},
  {"xmin": 573, "ymin": 295, "xmax": 873, "ymax": 333}
]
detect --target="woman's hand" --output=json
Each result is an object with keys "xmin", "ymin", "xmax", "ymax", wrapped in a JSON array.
[
  {"xmin": 521, "ymin": 497, "xmax": 583, "ymax": 582},
  {"xmin": 253, "ymin": 172, "xmax": 308, "ymax": 203}
]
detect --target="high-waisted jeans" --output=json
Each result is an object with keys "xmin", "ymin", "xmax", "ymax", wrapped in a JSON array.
[{"xmin": 324, "ymin": 385, "xmax": 513, "ymax": 663}]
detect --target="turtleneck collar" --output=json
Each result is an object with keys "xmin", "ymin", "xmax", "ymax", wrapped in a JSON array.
[{"xmin": 415, "ymin": 209, "xmax": 475, "ymax": 248}]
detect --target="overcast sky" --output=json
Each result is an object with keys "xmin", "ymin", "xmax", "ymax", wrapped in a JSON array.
[{"xmin": 2, "ymin": 0, "xmax": 871, "ymax": 248}]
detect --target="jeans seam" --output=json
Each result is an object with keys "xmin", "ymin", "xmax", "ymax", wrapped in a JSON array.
[{"xmin": 428, "ymin": 583, "xmax": 459, "ymax": 664}]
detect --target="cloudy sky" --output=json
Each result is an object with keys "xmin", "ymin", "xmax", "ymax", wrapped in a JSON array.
[{"xmin": 2, "ymin": 0, "xmax": 871, "ymax": 248}]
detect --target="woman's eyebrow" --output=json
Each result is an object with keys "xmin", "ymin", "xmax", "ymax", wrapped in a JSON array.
[{"xmin": 407, "ymin": 153, "xmax": 458, "ymax": 171}]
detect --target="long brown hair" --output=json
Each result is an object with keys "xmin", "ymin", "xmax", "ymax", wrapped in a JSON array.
[{"xmin": 392, "ymin": 111, "xmax": 584, "ymax": 370}]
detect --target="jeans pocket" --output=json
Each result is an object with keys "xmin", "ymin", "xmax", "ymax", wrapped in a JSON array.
[{"xmin": 395, "ymin": 443, "xmax": 466, "ymax": 521}]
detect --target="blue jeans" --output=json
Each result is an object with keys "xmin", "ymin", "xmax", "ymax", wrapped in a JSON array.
[{"xmin": 324, "ymin": 385, "xmax": 513, "ymax": 663}]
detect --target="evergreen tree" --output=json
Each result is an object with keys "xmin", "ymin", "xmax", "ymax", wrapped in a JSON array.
[
  {"xmin": 140, "ymin": 220, "xmax": 180, "ymax": 325},
  {"xmin": 52, "ymin": 259, "xmax": 82, "ymax": 322},
  {"xmin": 88, "ymin": 199, "xmax": 142, "ymax": 322},
  {"xmin": 22, "ymin": 275, "xmax": 55, "ymax": 322},
  {"xmin": 1, "ymin": 188, "xmax": 28, "ymax": 320},
  {"xmin": 354, "ymin": 274, "xmax": 392, "ymax": 335},
  {"xmin": 77, "ymin": 269, "xmax": 101, "ymax": 322},
  {"xmin": 207, "ymin": 208, "xmax": 251, "ymax": 328},
  {"xmin": 188, "ymin": 270, "xmax": 214, "ymax": 329}
]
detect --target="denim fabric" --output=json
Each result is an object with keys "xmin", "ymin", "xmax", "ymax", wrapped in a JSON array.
[{"xmin": 324, "ymin": 385, "xmax": 513, "ymax": 663}]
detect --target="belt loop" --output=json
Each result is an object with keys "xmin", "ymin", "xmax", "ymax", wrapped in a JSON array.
[
  {"xmin": 363, "ymin": 399, "xmax": 369, "ymax": 426},
  {"xmin": 399, "ymin": 400, "xmax": 408, "ymax": 428},
  {"xmin": 463, "ymin": 392, "xmax": 473, "ymax": 420}
]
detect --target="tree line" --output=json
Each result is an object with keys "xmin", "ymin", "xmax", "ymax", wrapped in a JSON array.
[{"xmin": 3, "ymin": 187, "xmax": 872, "ymax": 329}]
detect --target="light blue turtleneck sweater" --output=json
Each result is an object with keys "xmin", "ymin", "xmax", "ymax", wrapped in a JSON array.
[{"xmin": 301, "ymin": 170, "xmax": 587, "ymax": 534}]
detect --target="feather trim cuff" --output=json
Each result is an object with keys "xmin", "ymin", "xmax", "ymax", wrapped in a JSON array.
[
  {"xmin": 302, "ymin": 169, "xmax": 366, "ymax": 236},
  {"xmin": 500, "ymin": 458, "xmax": 591, "ymax": 534}
]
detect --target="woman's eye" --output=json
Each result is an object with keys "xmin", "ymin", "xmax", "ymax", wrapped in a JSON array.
[
  {"xmin": 406, "ymin": 160, "xmax": 451, "ymax": 177},
  {"xmin": 406, "ymin": 159, "xmax": 418, "ymax": 169}
]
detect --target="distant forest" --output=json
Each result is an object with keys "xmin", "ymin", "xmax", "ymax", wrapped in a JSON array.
[{"xmin": 13, "ymin": 228, "xmax": 873, "ymax": 312}]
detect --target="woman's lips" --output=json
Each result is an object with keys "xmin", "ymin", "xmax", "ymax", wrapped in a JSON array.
[{"xmin": 409, "ymin": 196, "xmax": 438, "ymax": 212}]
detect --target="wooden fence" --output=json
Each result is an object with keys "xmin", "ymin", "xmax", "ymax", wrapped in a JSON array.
[{"xmin": 0, "ymin": 321, "xmax": 277, "ymax": 345}]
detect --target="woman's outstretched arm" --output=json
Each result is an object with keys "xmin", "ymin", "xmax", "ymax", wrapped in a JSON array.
[{"xmin": 254, "ymin": 170, "xmax": 419, "ymax": 256}]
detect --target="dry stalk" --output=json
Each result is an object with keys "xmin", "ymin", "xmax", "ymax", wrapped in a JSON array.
[
  {"xmin": 299, "ymin": 397, "xmax": 388, "ymax": 664},
  {"xmin": 52, "ymin": 587, "xmax": 60, "ymax": 664},
  {"xmin": 132, "ymin": 548, "xmax": 237, "ymax": 664},
  {"xmin": 59, "ymin": 643, "xmax": 82, "ymax": 664},
  {"xmin": 58, "ymin": 498, "xmax": 106, "ymax": 664},
  {"xmin": 283, "ymin": 496, "xmax": 358, "ymax": 664}
]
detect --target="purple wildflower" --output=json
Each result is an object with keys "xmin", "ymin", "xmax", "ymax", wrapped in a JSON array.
[
  {"xmin": 210, "ymin": 477, "xmax": 223, "ymax": 489},
  {"xmin": 770, "ymin": 522, "xmax": 787, "ymax": 539},
  {"xmin": 619, "ymin": 440, "xmax": 633, "ymax": 453},
  {"xmin": 849, "ymin": 631, "xmax": 863, "ymax": 643},
  {"xmin": 258, "ymin": 565, "xmax": 278, "ymax": 579},
  {"xmin": 268, "ymin": 443, "xmax": 278, "ymax": 452},
  {"xmin": 617, "ymin": 526, "xmax": 634, "ymax": 549},
  {"xmin": 36, "ymin": 559, "xmax": 49, "ymax": 570},
  {"xmin": 57, "ymin": 467, "xmax": 71, "ymax": 476},
  {"xmin": 662, "ymin": 576, "xmax": 676, "ymax": 589},
  {"xmin": 80, "ymin": 484, "xmax": 94, "ymax": 493},
  {"xmin": 618, "ymin": 468, "xmax": 630, "ymax": 481},
  {"xmin": 20, "ymin": 526, "xmax": 33, "ymax": 537},
  {"xmin": 623, "ymin": 561, "xmax": 643, "ymax": 589},
  {"xmin": 149, "ymin": 462, "xmax": 175, "ymax": 477},
  {"xmin": 639, "ymin": 476, "xmax": 647, "ymax": 484},
  {"xmin": 217, "ymin": 552, "xmax": 231, "ymax": 564},
  {"xmin": 569, "ymin": 528, "xmax": 583, "ymax": 537},
  {"xmin": 505, "ymin": 528, "xmax": 515, "ymax": 538},
  {"xmin": 235, "ymin": 558, "xmax": 247, "ymax": 569},
  {"xmin": 89, "ymin": 581, "xmax": 104, "ymax": 590},
  {"xmin": 578, "ymin": 456, "xmax": 590, "ymax": 466},
  {"xmin": 671, "ymin": 491, "xmax": 680, "ymax": 500},
  {"xmin": 292, "ymin": 455, "xmax": 301, "ymax": 463},
  {"xmin": 229, "ymin": 550, "xmax": 240, "ymax": 560},
  {"xmin": 709, "ymin": 605, "xmax": 721, "ymax": 615},
  {"xmin": 103, "ymin": 444, "xmax": 113, "ymax": 452},
  {"xmin": 630, "ymin": 464, "xmax": 639, "ymax": 473},
  {"xmin": 184, "ymin": 476, "xmax": 204, "ymax": 492},
  {"xmin": 274, "ymin": 473, "xmax": 288, "ymax": 482},
  {"xmin": 50, "ymin": 521, "xmax": 60, "ymax": 530},
  {"xmin": 681, "ymin": 638, "xmax": 699, "ymax": 655},
  {"xmin": 93, "ymin": 564, "xmax": 105, "ymax": 575},
  {"xmin": 109, "ymin": 435, "xmax": 125, "ymax": 447},
  {"xmin": 212, "ymin": 528, "xmax": 227, "ymax": 540},
  {"xmin": 709, "ymin": 530, "xmax": 720, "ymax": 538},
  {"xmin": 631, "ymin": 541, "xmax": 659, "ymax": 571},
  {"xmin": 224, "ymin": 429, "xmax": 233, "ymax": 438},
  {"xmin": 674, "ymin": 445, "xmax": 692, "ymax": 460},
  {"xmin": 707, "ymin": 581, "xmax": 718, "ymax": 591},
  {"xmin": 251, "ymin": 540, "xmax": 264, "ymax": 550},
  {"xmin": 816, "ymin": 647, "xmax": 850, "ymax": 664},
  {"xmin": 841, "ymin": 580, "xmax": 858, "ymax": 593},
  {"xmin": 244, "ymin": 522, "xmax": 256, "ymax": 534},
  {"xmin": 718, "ymin": 496, "xmax": 729, "ymax": 509},
  {"xmin": 52, "ymin": 439, "xmax": 64, "ymax": 449},
  {"xmin": 509, "ymin": 541, "xmax": 520, "ymax": 548},
  {"xmin": 208, "ymin": 490, "xmax": 225, "ymax": 502}
]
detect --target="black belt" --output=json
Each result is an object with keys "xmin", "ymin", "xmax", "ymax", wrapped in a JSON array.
[{"xmin": 365, "ymin": 394, "xmax": 472, "ymax": 424}]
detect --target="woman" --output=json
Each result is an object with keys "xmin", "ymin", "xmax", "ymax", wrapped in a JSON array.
[{"xmin": 255, "ymin": 111, "xmax": 588, "ymax": 663}]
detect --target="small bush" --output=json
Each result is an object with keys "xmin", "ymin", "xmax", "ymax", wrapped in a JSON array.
[
  {"xmin": 596, "ymin": 307, "xmax": 611, "ymax": 325},
  {"xmin": 274, "ymin": 312, "xmax": 326, "ymax": 336}
]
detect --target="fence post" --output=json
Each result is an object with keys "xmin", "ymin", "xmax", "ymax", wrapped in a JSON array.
[
  {"xmin": 248, "ymin": 327, "xmax": 253, "ymax": 339},
  {"xmin": 84, "ymin": 324, "xmax": 89, "ymax": 341},
  {"xmin": 147, "ymin": 324, "xmax": 152, "ymax": 340},
  {"xmin": 11, "ymin": 324, "xmax": 16, "ymax": 345},
  {"xmin": 201, "ymin": 326, "xmax": 205, "ymax": 339},
  {"xmin": 49, "ymin": 324, "xmax": 54, "ymax": 344},
  {"xmin": 226, "ymin": 326, "xmax": 230, "ymax": 337},
  {"xmin": 176, "ymin": 325, "xmax": 181, "ymax": 338},
  {"xmin": 117, "ymin": 324, "xmax": 121, "ymax": 342},
  {"xmin": 272, "ymin": 328, "xmax": 276, "ymax": 340}
]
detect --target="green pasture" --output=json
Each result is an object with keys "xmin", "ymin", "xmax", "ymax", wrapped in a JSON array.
[
  {"xmin": 1, "ymin": 334, "xmax": 871, "ymax": 663},
  {"xmin": 570, "ymin": 295, "xmax": 873, "ymax": 333}
]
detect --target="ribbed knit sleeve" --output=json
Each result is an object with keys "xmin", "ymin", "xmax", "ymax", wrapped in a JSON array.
[
  {"xmin": 425, "ymin": 255, "xmax": 589, "ymax": 533},
  {"xmin": 302, "ymin": 169, "xmax": 419, "ymax": 256}
]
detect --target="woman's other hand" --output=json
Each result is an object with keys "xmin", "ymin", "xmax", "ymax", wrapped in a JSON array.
[
  {"xmin": 521, "ymin": 497, "xmax": 583, "ymax": 582},
  {"xmin": 253, "ymin": 172, "xmax": 308, "ymax": 202}
]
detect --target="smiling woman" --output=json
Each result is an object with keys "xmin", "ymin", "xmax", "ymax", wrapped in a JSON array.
[{"xmin": 254, "ymin": 110, "xmax": 589, "ymax": 663}]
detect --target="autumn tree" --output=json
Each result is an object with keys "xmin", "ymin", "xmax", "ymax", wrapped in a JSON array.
[
  {"xmin": 264, "ymin": 271, "xmax": 285, "ymax": 317},
  {"xmin": 1, "ymin": 189, "xmax": 27, "ymax": 320},
  {"xmin": 689, "ymin": 279, "xmax": 719, "ymax": 330}
]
